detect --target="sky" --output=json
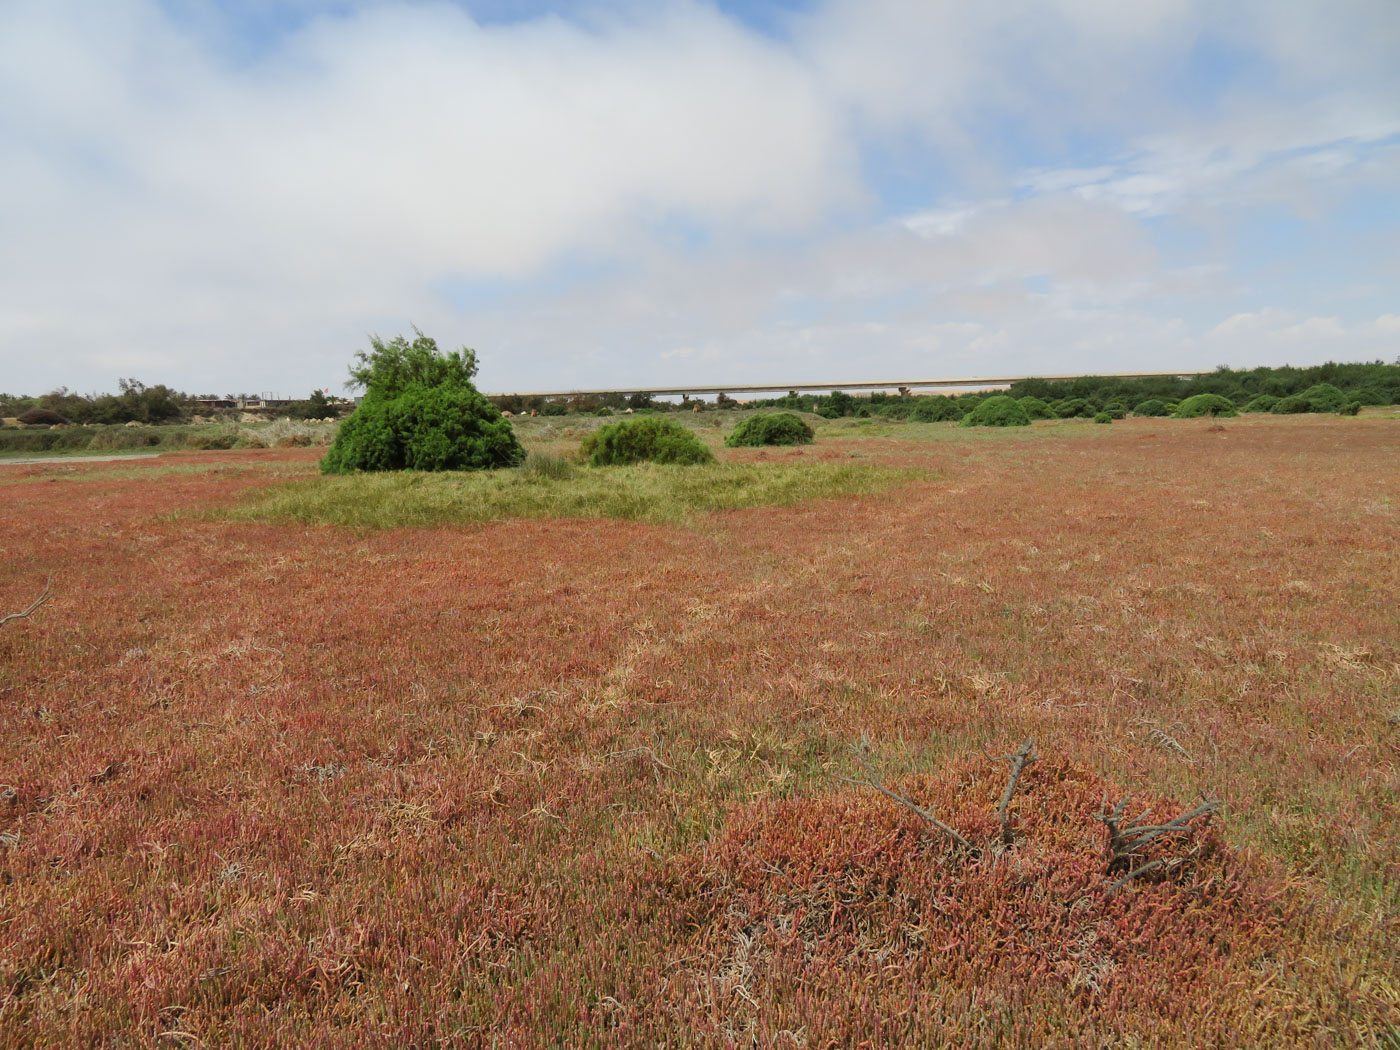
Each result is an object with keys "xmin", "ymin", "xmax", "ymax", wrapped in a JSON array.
[{"xmin": 1, "ymin": 0, "xmax": 1398, "ymax": 397}]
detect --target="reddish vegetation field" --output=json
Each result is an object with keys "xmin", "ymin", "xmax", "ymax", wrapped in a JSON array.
[{"xmin": 2, "ymin": 415, "xmax": 1398, "ymax": 1048}]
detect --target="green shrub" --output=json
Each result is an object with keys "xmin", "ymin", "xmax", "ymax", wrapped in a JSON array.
[
  {"xmin": 1271, "ymin": 395, "xmax": 1311, "ymax": 415},
  {"xmin": 725, "ymin": 412, "xmax": 815, "ymax": 448},
  {"xmin": 1102, "ymin": 401, "xmax": 1129, "ymax": 419},
  {"xmin": 959, "ymin": 395, "xmax": 1031, "ymax": 427},
  {"xmin": 1336, "ymin": 401, "xmax": 1362, "ymax": 416},
  {"xmin": 1051, "ymin": 397, "xmax": 1094, "ymax": 419},
  {"xmin": 1348, "ymin": 386, "xmax": 1390, "ymax": 406},
  {"xmin": 1132, "ymin": 399, "xmax": 1169, "ymax": 417},
  {"xmin": 1242, "ymin": 395, "xmax": 1279, "ymax": 413},
  {"xmin": 1299, "ymin": 383, "xmax": 1348, "ymax": 413},
  {"xmin": 18, "ymin": 408, "xmax": 71, "ymax": 426},
  {"xmin": 1093, "ymin": 412, "xmax": 1113, "ymax": 424},
  {"xmin": 909, "ymin": 397, "xmax": 964, "ymax": 422},
  {"xmin": 816, "ymin": 390, "xmax": 857, "ymax": 419},
  {"xmin": 1017, "ymin": 396, "xmax": 1055, "ymax": 420},
  {"xmin": 1173, "ymin": 393, "xmax": 1238, "ymax": 418},
  {"xmin": 581, "ymin": 416, "xmax": 714, "ymax": 466},
  {"xmin": 321, "ymin": 332, "xmax": 525, "ymax": 474},
  {"xmin": 0, "ymin": 430, "xmax": 60, "ymax": 453}
]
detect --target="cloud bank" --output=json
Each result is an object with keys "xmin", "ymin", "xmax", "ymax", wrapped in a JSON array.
[{"xmin": 1, "ymin": 0, "xmax": 1396, "ymax": 394}]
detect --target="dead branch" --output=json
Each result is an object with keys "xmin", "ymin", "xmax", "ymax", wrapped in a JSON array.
[
  {"xmin": 837, "ymin": 744, "xmax": 975, "ymax": 854},
  {"xmin": 991, "ymin": 738, "xmax": 1037, "ymax": 847},
  {"xmin": 1107, "ymin": 857, "xmax": 1179, "ymax": 894},
  {"xmin": 0, "ymin": 578, "xmax": 51, "ymax": 628},
  {"xmin": 1094, "ymin": 794, "xmax": 1220, "ymax": 875}
]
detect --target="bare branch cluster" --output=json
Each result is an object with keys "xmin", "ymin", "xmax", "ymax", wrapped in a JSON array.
[
  {"xmin": 840, "ymin": 736, "xmax": 1221, "ymax": 894},
  {"xmin": 1095, "ymin": 795, "xmax": 1220, "ymax": 892}
]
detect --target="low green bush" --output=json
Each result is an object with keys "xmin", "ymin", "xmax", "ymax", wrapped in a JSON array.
[
  {"xmin": 1348, "ymin": 386, "xmax": 1391, "ymax": 406},
  {"xmin": 1242, "ymin": 395, "xmax": 1279, "ymax": 413},
  {"xmin": 1336, "ymin": 402, "xmax": 1362, "ymax": 416},
  {"xmin": 0, "ymin": 430, "xmax": 63, "ymax": 453},
  {"xmin": 1093, "ymin": 412, "xmax": 1113, "ymax": 424},
  {"xmin": 1051, "ymin": 397, "xmax": 1095, "ymax": 419},
  {"xmin": 581, "ymin": 416, "xmax": 715, "ymax": 466},
  {"xmin": 959, "ymin": 395, "xmax": 1031, "ymax": 427},
  {"xmin": 725, "ymin": 412, "xmax": 815, "ymax": 447},
  {"xmin": 1271, "ymin": 395, "xmax": 1311, "ymax": 415},
  {"xmin": 1017, "ymin": 396, "xmax": 1055, "ymax": 420},
  {"xmin": 1173, "ymin": 393, "xmax": 1238, "ymax": 418},
  {"xmin": 1102, "ymin": 401, "xmax": 1129, "ymax": 419},
  {"xmin": 1132, "ymin": 399, "xmax": 1169, "ymax": 417},
  {"xmin": 1299, "ymin": 383, "xmax": 1348, "ymax": 413},
  {"xmin": 909, "ymin": 397, "xmax": 964, "ymax": 422},
  {"xmin": 17, "ymin": 408, "xmax": 71, "ymax": 426}
]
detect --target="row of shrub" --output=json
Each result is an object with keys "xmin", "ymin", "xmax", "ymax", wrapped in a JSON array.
[
  {"xmin": 0, "ymin": 421, "xmax": 337, "ymax": 456},
  {"xmin": 1, "ymin": 384, "xmax": 349, "ymax": 427},
  {"xmin": 575, "ymin": 411, "xmax": 818, "ymax": 466}
]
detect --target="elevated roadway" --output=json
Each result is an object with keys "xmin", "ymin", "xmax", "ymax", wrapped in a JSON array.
[{"xmin": 486, "ymin": 370, "xmax": 1210, "ymax": 400}]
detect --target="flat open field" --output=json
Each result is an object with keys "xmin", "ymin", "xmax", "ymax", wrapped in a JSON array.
[{"xmin": 2, "ymin": 414, "xmax": 1398, "ymax": 1048}]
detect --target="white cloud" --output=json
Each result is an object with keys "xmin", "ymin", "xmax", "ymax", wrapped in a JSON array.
[{"xmin": 0, "ymin": 0, "xmax": 1397, "ymax": 394}]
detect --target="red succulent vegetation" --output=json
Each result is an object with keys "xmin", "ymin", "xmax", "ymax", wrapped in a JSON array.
[{"xmin": 1, "ymin": 415, "xmax": 1398, "ymax": 1047}]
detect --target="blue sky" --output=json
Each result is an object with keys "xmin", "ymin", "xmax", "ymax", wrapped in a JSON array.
[{"xmin": 1, "ymin": 0, "xmax": 1397, "ymax": 395}]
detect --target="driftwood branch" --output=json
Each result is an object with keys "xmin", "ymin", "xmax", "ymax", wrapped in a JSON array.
[
  {"xmin": 1095, "ymin": 793, "xmax": 1220, "ymax": 881},
  {"xmin": 837, "ymin": 744, "xmax": 975, "ymax": 854},
  {"xmin": 991, "ymin": 738, "xmax": 1038, "ymax": 848},
  {"xmin": 0, "ymin": 578, "xmax": 51, "ymax": 628}
]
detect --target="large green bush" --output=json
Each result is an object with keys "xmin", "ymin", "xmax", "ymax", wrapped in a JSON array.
[
  {"xmin": 1299, "ymin": 383, "xmax": 1348, "ymax": 413},
  {"xmin": 1050, "ymin": 397, "xmax": 1095, "ymax": 419},
  {"xmin": 959, "ymin": 395, "xmax": 1031, "ymax": 427},
  {"xmin": 1173, "ymin": 394, "xmax": 1238, "ymax": 418},
  {"xmin": 1017, "ymin": 396, "xmax": 1055, "ymax": 420},
  {"xmin": 321, "ymin": 331, "xmax": 524, "ymax": 474},
  {"xmin": 1132, "ymin": 399, "xmax": 1169, "ymax": 417},
  {"xmin": 725, "ymin": 412, "xmax": 815, "ymax": 447},
  {"xmin": 909, "ymin": 396, "xmax": 965, "ymax": 422},
  {"xmin": 1242, "ymin": 395, "xmax": 1279, "ymax": 413},
  {"xmin": 581, "ymin": 416, "xmax": 714, "ymax": 466},
  {"xmin": 1271, "ymin": 395, "xmax": 1311, "ymax": 415}
]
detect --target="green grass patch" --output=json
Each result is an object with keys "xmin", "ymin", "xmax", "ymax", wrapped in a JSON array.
[{"xmin": 219, "ymin": 460, "xmax": 927, "ymax": 529}]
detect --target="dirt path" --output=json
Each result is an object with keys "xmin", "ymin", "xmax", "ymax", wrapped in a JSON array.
[{"xmin": 0, "ymin": 451, "xmax": 162, "ymax": 467}]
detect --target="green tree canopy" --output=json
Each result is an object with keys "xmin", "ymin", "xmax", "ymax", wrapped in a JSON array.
[{"xmin": 322, "ymin": 331, "xmax": 524, "ymax": 474}]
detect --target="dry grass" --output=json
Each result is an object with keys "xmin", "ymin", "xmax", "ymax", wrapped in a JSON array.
[{"xmin": 1, "ymin": 415, "xmax": 1398, "ymax": 1048}]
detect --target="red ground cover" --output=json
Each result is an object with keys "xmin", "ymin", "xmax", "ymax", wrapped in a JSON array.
[{"xmin": 2, "ymin": 417, "xmax": 1397, "ymax": 1047}]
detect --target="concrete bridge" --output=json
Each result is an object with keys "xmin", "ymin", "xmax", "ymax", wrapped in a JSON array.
[{"xmin": 486, "ymin": 370, "xmax": 1210, "ymax": 400}]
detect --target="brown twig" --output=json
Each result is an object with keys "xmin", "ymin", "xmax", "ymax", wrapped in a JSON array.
[
  {"xmin": 837, "ymin": 744, "xmax": 975, "ymax": 854},
  {"xmin": 0, "ymin": 578, "xmax": 51, "ymax": 628},
  {"xmin": 1107, "ymin": 857, "xmax": 1178, "ymax": 894},
  {"xmin": 992, "ymin": 738, "xmax": 1038, "ymax": 848},
  {"xmin": 1094, "ymin": 794, "xmax": 1219, "ymax": 876}
]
